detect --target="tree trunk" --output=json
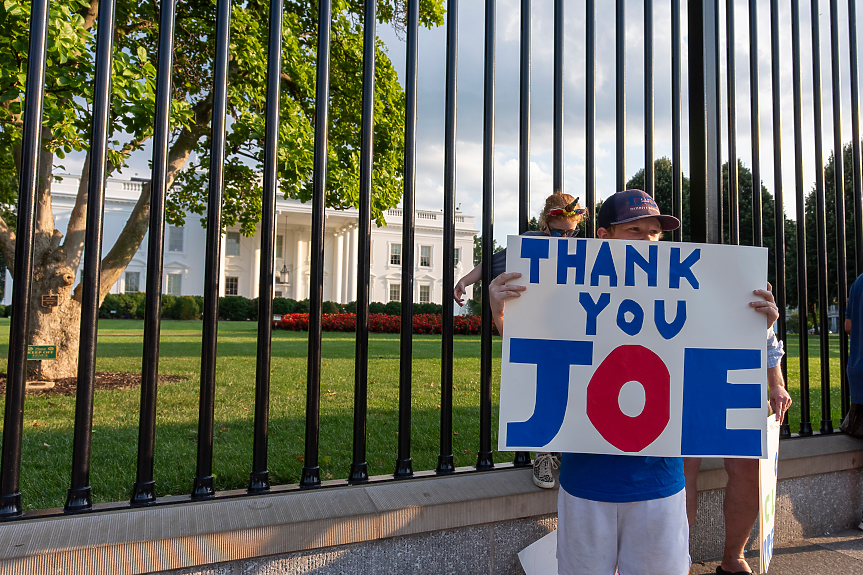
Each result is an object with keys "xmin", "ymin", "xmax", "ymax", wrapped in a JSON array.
[
  {"xmin": 0, "ymin": 98, "xmax": 210, "ymax": 380},
  {"xmin": 23, "ymin": 138, "xmax": 79, "ymax": 380},
  {"xmin": 27, "ymin": 271, "xmax": 79, "ymax": 380}
]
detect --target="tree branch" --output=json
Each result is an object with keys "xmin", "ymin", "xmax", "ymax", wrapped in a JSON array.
[
  {"xmin": 34, "ymin": 129, "xmax": 56, "ymax": 260},
  {"xmin": 62, "ymin": 156, "xmax": 90, "ymax": 272},
  {"xmin": 91, "ymin": 120, "xmax": 206, "ymax": 303},
  {"xmin": 82, "ymin": 0, "xmax": 99, "ymax": 31},
  {"xmin": 63, "ymin": 136, "xmax": 147, "ymax": 271}
]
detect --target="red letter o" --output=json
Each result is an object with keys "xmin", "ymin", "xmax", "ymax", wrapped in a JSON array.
[{"xmin": 586, "ymin": 345, "xmax": 670, "ymax": 452}]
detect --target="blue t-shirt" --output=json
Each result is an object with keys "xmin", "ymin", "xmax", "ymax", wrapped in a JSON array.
[
  {"xmin": 558, "ymin": 453, "xmax": 684, "ymax": 503},
  {"xmin": 846, "ymin": 275, "xmax": 863, "ymax": 404}
]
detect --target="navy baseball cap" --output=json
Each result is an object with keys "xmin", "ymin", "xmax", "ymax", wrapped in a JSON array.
[{"xmin": 597, "ymin": 190, "xmax": 680, "ymax": 231}]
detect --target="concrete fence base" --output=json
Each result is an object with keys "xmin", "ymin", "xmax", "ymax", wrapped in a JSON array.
[{"xmin": 0, "ymin": 435, "xmax": 860, "ymax": 575}]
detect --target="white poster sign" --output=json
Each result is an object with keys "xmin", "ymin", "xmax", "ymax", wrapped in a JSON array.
[
  {"xmin": 498, "ymin": 236, "xmax": 769, "ymax": 458},
  {"xmin": 759, "ymin": 415, "xmax": 781, "ymax": 573},
  {"xmin": 518, "ymin": 530, "xmax": 559, "ymax": 575}
]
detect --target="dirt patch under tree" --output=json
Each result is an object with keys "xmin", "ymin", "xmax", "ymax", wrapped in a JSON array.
[{"xmin": 0, "ymin": 372, "xmax": 187, "ymax": 397}]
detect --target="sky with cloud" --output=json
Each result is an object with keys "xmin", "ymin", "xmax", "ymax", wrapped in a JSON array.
[{"xmin": 69, "ymin": 0, "xmax": 863, "ymax": 246}]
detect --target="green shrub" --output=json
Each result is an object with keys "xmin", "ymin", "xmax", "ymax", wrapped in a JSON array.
[
  {"xmin": 247, "ymin": 297, "xmax": 259, "ymax": 321},
  {"xmin": 414, "ymin": 303, "xmax": 443, "ymax": 315},
  {"xmin": 219, "ymin": 296, "xmax": 251, "ymax": 321},
  {"xmin": 99, "ymin": 294, "xmax": 122, "ymax": 319},
  {"xmin": 384, "ymin": 301, "xmax": 401, "ymax": 316},
  {"xmin": 786, "ymin": 311, "xmax": 799, "ymax": 334},
  {"xmin": 272, "ymin": 297, "xmax": 297, "ymax": 315},
  {"xmin": 295, "ymin": 298, "xmax": 310, "ymax": 313},
  {"xmin": 170, "ymin": 296, "xmax": 201, "ymax": 320},
  {"xmin": 160, "ymin": 295, "xmax": 177, "ymax": 317},
  {"xmin": 99, "ymin": 293, "xmax": 145, "ymax": 319},
  {"xmin": 343, "ymin": 301, "xmax": 357, "ymax": 314},
  {"xmin": 368, "ymin": 302, "xmax": 387, "ymax": 315},
  {"xmin": 322, "ymin": 300, "xmax": 341, "ymax": 314}
]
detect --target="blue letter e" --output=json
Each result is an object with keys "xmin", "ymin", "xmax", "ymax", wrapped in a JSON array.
[
  {"xmin": 506, "ymin": 339, "xmax": 593, "ymax": 448},
  {"xmin": 681, "ymin": 348, "xmax": 762, "ymax": 456}
]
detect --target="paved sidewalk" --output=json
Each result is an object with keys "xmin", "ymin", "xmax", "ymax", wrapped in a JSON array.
[{"xmin": 689, "ymin": 529, "xmax": 863, "ymax": 574}]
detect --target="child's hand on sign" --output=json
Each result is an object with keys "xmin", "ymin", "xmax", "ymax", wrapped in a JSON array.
[
  {"xmin": 488, "ymin": 271, "xmax": 526, "ymax": 334},
  {"xmin": 749, "ymin": 282, "xmax": 780, "ymax": 326}
]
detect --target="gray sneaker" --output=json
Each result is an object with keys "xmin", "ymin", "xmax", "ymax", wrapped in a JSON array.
[{"xmin": 532, "ymin": 453, "xmax": 559, "ymax": 489}]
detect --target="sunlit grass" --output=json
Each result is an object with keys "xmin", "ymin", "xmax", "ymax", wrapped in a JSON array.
[
  {"xmin": 0, "ymin": 319, "xmax": 504, "ymax": 510},
  {"xmin": 783, "ymin": 334, "xmax": 846, "ymax": 433}
]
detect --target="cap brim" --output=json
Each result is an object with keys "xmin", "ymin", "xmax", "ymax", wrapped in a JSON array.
[{"xmin": 612, "ymin": 213, "xmax": 681, "ymax": 231}]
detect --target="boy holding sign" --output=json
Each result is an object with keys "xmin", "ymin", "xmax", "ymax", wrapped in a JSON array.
[{"xmin": 489, "ymin": 190, "xmax": 783, "ymax": 575}]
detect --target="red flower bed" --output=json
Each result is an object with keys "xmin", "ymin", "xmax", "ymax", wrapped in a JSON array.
[{"xmin": 273, "ymin": 313, "xmax": 498, "ymax": 336}]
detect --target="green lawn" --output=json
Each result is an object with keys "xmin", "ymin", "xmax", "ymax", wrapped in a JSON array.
[
  {"xmin": 0, "ymin": 319, "xmax": 847, "ymax": 511},
  {"xmin": 0, "ymin": 319, "xmax": 505, "ymax": 510},
  {"xmin": 783, "ymin": 334, "xmax": 847, "ymax": 432}
]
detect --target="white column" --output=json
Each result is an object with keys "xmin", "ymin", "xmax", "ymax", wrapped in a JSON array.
[
  {"xmin": 218, "ymin": 232, "xmax": 227, "ymax": 297},
  {"xmin": 295, "ymin": 232, "xmax": 305, "ymax": 301},
  {"xmin": 333, "ymin": 229, "xmax": 344, "ymax": 304},
  {"xmin": 3, "ymin": 269, "xmax": 13, "ymax": 305},
  {"xmin": 339, "ymin": 230, "xmax": 353, "ymax": 302},
  {"xmin": 324, "ymin": 231, "xmax": 335, "ymax": 302},
  {"xmin": 252, "ymin": 246, "xmax": 261, "ymax": 299},
  {"xmin": 347, "ymin": 224, "xmax": 358, "ymax": 304}
]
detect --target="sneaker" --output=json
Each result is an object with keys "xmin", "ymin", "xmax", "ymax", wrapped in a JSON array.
[{"xmin": 532, "ymin": 453, "xmax": 559, "ymax": 489}]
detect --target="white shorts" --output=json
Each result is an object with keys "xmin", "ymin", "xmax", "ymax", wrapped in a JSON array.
[{"xmin": 556, "ymin": 488, "xmax": 690, "ymax": 575}]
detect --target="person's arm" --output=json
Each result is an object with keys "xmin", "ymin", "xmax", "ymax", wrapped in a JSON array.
[
  {"xmin": 846, "ymin": 319, "xmax": 852, "ymax": 334},
  {"xmin": 454, "ymin": 264, "xmax": 482, "ymax": 306},
  {"xmin": 768, "ymin": 366, "xmax": 792, "ymax": 421},
  {"xmin": 487, "ymin": 271, "xmax": 525, "ymax": 334}
]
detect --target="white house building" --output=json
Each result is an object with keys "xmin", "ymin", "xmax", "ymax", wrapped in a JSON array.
[{"xmin": 2, "ymin": 174, "xmax": 478, "ymax": 310}]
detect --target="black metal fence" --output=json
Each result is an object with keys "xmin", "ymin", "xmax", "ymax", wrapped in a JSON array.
[{"xmin": 0, "ymin": 0, "xmax": 859, "ymax": 518}]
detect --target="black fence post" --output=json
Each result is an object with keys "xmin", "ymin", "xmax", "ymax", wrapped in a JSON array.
[
  {"xmin": 250, "ymin": 0, "xmax": 286, "ymax": 494},
  {"xmin": 478, "ymin": 0, "xmax": 496, "ymax": 472},
  {"xmin": 132, "ymin": 0, "xmax": 177, "ymax": 507},
  {"xmin": 671, "ymin": 0, "xmax": 682, "ymax": 242},
  {"xmin": 519, "ymin": 0, "xmax": 530, "ymax": 234},
  {"xmin": 749, "ymin": 0, "xmax": 763, "ymax": 247},
  {"xmin": 512, "ymin": 0, "xmax": 532, "ymax": 469},
  {"xmin": 616, "ymin": 0, "xmax": 626, "ymax": 193},
  {"xmin": 851, "ymin": 0, "xmax": 863, "ymax": 281},
  {"xmin": 770, "ymin": 0, "xmax": 791, "ymax": 438},
  {"xmin": 65, "ymin": 0, "xmax": 118, "ymax": 514},
  {"xmin": 438, "ymin": 0, "xmax": 458, "ymax": 477},
  {"xmin": 349, "ymin": 0, "xmax": 377, "ymax": 486},
  {"xmin": 193, "ymin": 0, "xmax": 232, "ymax": 499},
  {"xmin": 644, "ymin": 0, "xmax": 654, "ymax": 198},
  {"xmin": 395, "ymin": 0, "xmax": 420, "ymax": 480},
  {"xmin": 586, "ymin": 0, "xmax": 596, "ymax": 237},
  {"xmin": 553, "ymin": 0, "xmax": 563, "ymax": 195},
  {"xmin": 726, "ymin": 0, "xmax": 739, "ymax": 245},
  {"xmin": 0, "ymin": 0, "xmax": 51, "ymax": 519},
  {"xmin": 791, "ymin": 0, "xmax": 813, "ymax": 436},
  {"xmin": 689, "ymin": 0, "xmax": 722, "ymax": 244},
  {"xmin": 830, "ymin": 0, "xmax": 850, "ymax": 420},
  {"xmin": 300, "ymin": 0, "xmax": 333, "ymax": 489}
]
